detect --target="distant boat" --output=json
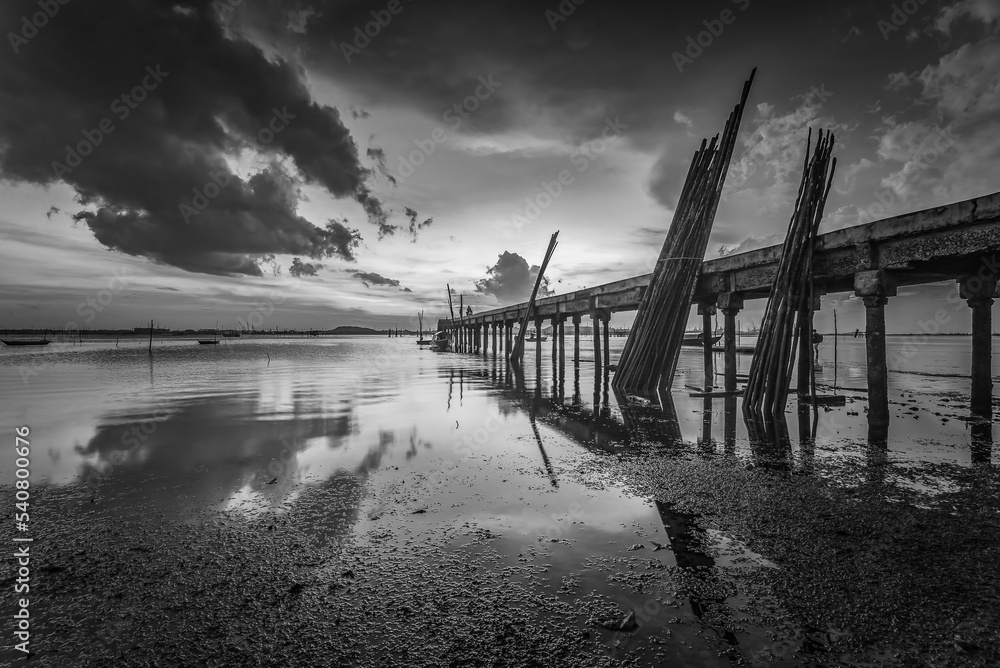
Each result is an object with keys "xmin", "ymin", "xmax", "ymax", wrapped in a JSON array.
[
  {"xmin": 430, "ymin": 330, "xmax": 452, "ymax": 352},
  {"xmin": 525, "ymin": 330, "xmax": 547, "ymax": 342},
  {"xmin": 197, "ymin": 322, "xmax": 220, "ymax": 345},
  {"xmin": 681, "ymin": 331, "xmax": 722, "ymax": 347},
  {"xmin": 2, "ymin": 339, "xmax": 50, "ymax": 346}
]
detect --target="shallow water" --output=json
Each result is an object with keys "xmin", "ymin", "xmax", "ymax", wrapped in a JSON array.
[{"xmin": 0, "ymin": 334, "xmax": 995, "ymax": 664}]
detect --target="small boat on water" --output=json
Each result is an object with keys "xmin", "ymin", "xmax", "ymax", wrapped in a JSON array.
[
  {"xmin": 681, "ymin": 331, "xmax": 722, "ymax": 347},
  {"xmin": 2, "ymin": 339, "xmax": 50, "ymax": 346},
  {"xmin": 524, "ymin": 328, "xmax": 547, "ymax": 343},
  {"xmin": 429, "ymin": 330, "xmax": 452, "ymax": 352},
  {"xmin": 197, "ymin": 322, "xmax": 220, "ymax": 345}
]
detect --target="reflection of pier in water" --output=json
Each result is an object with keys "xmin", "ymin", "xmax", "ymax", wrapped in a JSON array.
[{"xmin": 471, "ymin": 361, "xmax": 754, "ymax": 658}]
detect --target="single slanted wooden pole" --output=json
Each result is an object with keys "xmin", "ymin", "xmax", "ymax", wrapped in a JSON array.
[
  {"xmin": 148, "ymin": 319, "xmax": 153, "ymax": 354},
  {"xmin": 509, "ymin": 231, "xmax": 559, "ymax": 363}
]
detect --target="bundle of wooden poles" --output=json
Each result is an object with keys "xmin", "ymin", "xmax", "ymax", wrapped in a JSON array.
[
  {"xmin": 743, "ymin": 128, "xmax": 837, "ymax": 418},
  {"xmin": 613, "ymin": 68, "xmax": 756, "ymax": 392}
]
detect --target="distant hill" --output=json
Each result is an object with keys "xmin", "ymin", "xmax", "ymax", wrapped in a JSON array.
[{"xmin": 330, "ymin": 326, "xmax": 382, "ymax": 335}]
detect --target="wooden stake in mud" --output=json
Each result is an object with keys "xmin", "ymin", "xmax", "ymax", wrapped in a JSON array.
[{"xmin": 148, "ymin": 319, "xmax": 153, "ymax": 354}]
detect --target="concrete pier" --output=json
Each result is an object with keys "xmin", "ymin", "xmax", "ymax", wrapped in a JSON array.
[{"xmin": 440, "ymin": 191, "xmax": 1000, "ymax": 431}]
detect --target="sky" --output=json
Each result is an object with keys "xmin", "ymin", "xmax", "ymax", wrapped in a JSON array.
[{"xmin": 0, "ymin": 0, "xmax": 998, "ymax": 333}]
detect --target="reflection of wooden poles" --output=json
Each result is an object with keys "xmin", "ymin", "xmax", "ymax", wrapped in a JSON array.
[
  {"xmin": 529, "ymin": 411, "xmax": 559, "ymax": 488},
  {"xmin": 509, "ymin": 231, "xmax": 560, "ymax": 364}
]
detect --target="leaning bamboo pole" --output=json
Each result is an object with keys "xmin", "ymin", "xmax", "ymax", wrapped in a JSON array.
[
  {"xmin": 509, "ymin": 231, "xmax": 560, "ymax": 364},
  {"xmin": 614, "ymin": 68, "xmax": 756, "ymax": 392}
]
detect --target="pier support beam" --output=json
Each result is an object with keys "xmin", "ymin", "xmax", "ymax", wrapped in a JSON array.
[
  {"xmin": 592, "ymin": 311, "xmax": 602, "ymax": 377},
  {"xmin": 552, "ymin": 316, "xmax": 559, "ymax": 368},
  {"xmin": 558, "ymin": 317, "xmax": 566, "ymax": 377},
  {"xmin": 797, "ymin": 294, "xmax": 821, "ymax": 398},
  {"xmin": 961, "ymin": 275, "xmax": 997, "ymax": 419},
  {"xmin": 697, "ymin": 302, "xmax": 716, "ymax": 390},
  {"xmin": 535, "ymin": 317, "xmax": 543, "ymax": 367},
  {"xmin": 601, "ymin": 311, "xmax": 611, "ymax": 372},
  {"xmin": 718, "ymin": 293, "xmax": 744, "ymax": 394},
  {"xmin": 855, "ymin": 271, "xmax": 896, "ymax": 427},
  {"xmin": 573, "ymin": 315, "xmax": 581, "ymax": 367}
]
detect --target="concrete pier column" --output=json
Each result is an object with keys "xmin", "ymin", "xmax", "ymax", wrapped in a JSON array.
[
  {"xmin": 535, "ymin": 317, "xmax": 543, "ymax": 365},
  {"xmin": 551, "ymin": 316, "xmax": 559, "ymax": 367},
  {"xmin": 601, "ymin": 311, "xmax": 611, "ymax": 372},
  {"xmin": 855, "ymin": 271, "xmax": 896, "ymax": 428},
  {"xmin": 697, "ymin": 302, "xmax": 716, "ymax": 390},
  {"xmin": 718, "ymin": 293, "xmax": 743, "ymax": 394},
  {"xmin": 797, "ymin": 293, "xmax": 821, "ymax": 398},
  {"xmin": 863, "ymin": 296, "xmax": 889, "ymax": 422},
  {"xmin": 961, "ymin": 275, "xmax": 997, "ymax": 419},
  {"xmin": 573, "ymin": 315, "xmax": 581, "ymax": 366},
  {"xmin": 558, "ymin": 317, "xmax": 566, "ymax": 379},
  {"xmin": 591, "ymin": 311, "xmax": 602, "ymax": 377}
]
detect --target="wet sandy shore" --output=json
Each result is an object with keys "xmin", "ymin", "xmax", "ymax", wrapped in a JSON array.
[{"xmin": 7, "ymin": 430, "xmax": 999, "ymax": 667}]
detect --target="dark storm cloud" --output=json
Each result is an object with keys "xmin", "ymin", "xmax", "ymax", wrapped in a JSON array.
[
  {"xmin": 0, "ymin": 0, "xmax": 387, "ymax": 276},
  {"xmin": 348, "ymin": 270, "xmax": 401, "ymax": 288},
  {"xmin": 239, "ymin": 0, "xmax": 860, "ymax": 145},
  {"xmin": 475, "ymin": 251, "xmax": 550, "ymax": 302},
  {"xmin": 289, "ymin": 257, "xmax": 323, "ymax": 277},
  {"xmin": 404, "ymin": 207, "xmax": 433, "ymax": 242}
]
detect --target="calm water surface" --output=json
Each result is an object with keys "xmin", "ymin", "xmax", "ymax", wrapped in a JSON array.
[{"xmin": 0, "ymin": 334, "xmax": 995, "ymax": 664}]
